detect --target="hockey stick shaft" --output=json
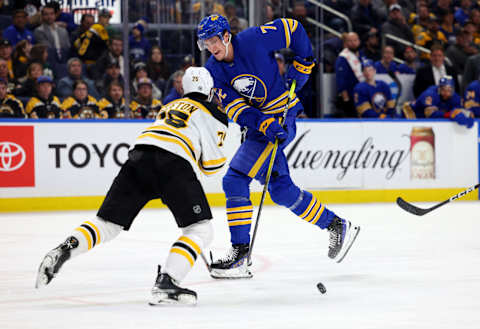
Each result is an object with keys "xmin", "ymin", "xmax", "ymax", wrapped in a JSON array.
[
  {"xmin": 396, "ymin": 183, "xmax": 480, "ymax": 216},
  {"xmin": 248, "ymin": 80, "xmax": 296, "ymax": 263}
]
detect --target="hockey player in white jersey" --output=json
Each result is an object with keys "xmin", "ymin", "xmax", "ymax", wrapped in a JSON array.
[{"xmin": 35, "ymin": 67, "xmax": 228, "ymax": 305}]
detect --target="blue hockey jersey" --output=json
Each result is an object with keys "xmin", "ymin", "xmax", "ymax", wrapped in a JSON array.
[
  {"xmin": 464, "ymin": 80, "xmax": 480, "ymax": 117},
  {"xmin": 353, "ymin": 80, "xmax": 395, "ymax": 118},
  {"xmin": 408, "ymin": 85, "xmax": 463, "ymax": 118},
  {"xmin": 205, "ymin": 18, "xmax": 312, "ymax": 130}
]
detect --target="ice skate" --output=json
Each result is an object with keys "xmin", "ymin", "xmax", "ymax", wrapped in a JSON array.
[
  {"xmin": 149, "ymin": 266, "xmax": 197, "ymax": 306},
  {"xmin": 327, "ymin": 216, "xmax": 360, "ymax": 263},
  {"xmin": 210, "ymin": 243, "xmax": 253, "ymax": 279},
  {"xmin": 35, "ymin": 236, "xmax": 78, "ymax": 288}
]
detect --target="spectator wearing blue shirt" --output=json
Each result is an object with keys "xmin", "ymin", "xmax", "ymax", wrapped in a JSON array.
[
  {"xmin": 374, "ymin": 46, "xmax": 399, "ymax": 74},
  {"xmin": 129, "ymin": 22, "xmax": 151, "ymax": 62},
  {"xmin": 455, "ymin": 0, "xmax": 471, "ymax": 26},
  {"xmin": 163, "ymin": 70, "xmax": 184, "ymax": 104},
  {"xmin": 2, "ymin": 9, "xmax": 35, "ymax": 46},
  {"xmin": 397, "ymin": 46, "xmax": 422, "ymax": 74}
]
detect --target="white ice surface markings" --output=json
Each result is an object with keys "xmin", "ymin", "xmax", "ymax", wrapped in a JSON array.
[{"xmin": 0, "ymin": 202, "xmax": 480, "ymax": 329}]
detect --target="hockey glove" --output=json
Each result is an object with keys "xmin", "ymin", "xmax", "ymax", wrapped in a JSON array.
[
  {"xmin": 286, "ymin": 56, "xmax": 315, "ymax": 91},
  {"xmin": 449, "ymin": 109, "xmax": 474, "ymax": 129},
  {"xmin": 258, "ymin": 117, "xmax": 288, "ymax": 144}
]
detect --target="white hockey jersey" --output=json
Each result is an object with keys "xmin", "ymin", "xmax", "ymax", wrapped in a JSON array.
[{"xmin": 135, "ymin": 96, "xmax": 228, "ymax": 176}]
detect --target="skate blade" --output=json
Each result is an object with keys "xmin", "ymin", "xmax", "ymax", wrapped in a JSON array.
[
  {"xmin": 149, "ymin": 293, "xmax": 197, "ymax": 306},
  {"xmin": 335, "ymin": 226, "xmax": 361, "ymax": 263},
  {"xmin": 210, "ymin": 266, "xmax": 253, "ymax": 279},
  {"xmin": 35, "ymin": 256, "xmax": 54, "ymax": 289}
]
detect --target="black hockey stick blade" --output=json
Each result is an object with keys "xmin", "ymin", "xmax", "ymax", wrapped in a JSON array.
[{"xmin": 396, "ymin": 183, "xmax": 480, "ymax": 216}]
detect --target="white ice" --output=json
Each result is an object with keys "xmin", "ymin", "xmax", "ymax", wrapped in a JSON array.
[{"xmin": 1, "ymin": 202, "xmax": 480, "ymax": 329}]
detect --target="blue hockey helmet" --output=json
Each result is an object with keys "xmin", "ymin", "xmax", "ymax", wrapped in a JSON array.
[
  {"xmin": 361, "ymin": 59, "xmax": 375, "ymax": 70},
  {"xmin": 439, "ymin": 75, "xmax": 454, "ymax": 88},
  {"xmin": 197, "ymin": 14, "xmax": 230, "ymax": 50}
]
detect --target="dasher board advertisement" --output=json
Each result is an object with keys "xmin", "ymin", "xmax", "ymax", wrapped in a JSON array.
[{"xmin": 0, "ymin": 119, "xmax": 477, "ymax": 200}]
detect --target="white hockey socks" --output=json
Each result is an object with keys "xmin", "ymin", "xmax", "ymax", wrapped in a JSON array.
[
  {"xmin": 164, "ymin": 220, "xmax": 213, "ymax": 283},
  {"xmin": 68, "ymin": 216, "xmax": 123, "ymax": 258}
]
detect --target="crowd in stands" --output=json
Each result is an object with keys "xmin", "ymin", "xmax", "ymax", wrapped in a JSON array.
[{"xmin": 3, "ymin": 0, "xmax": 480, "ymax": 124}]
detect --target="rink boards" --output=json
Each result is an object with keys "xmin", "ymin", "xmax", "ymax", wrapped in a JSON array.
[{"xmin": 0, "ymin": 119, "xmax": 478, "ymax": 211}]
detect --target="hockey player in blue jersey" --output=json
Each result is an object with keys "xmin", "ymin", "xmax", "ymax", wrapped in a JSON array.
[
  {"xmin": 354, "ymin": 59, "xmax": 396, "ymax": 118},
  {"xmin": 403, "ymin": 76, "xmax": 474, "ymax": 128},
  {"xmin": 464, "ymin": 79, "xmax": 480, "ymax": 117},
  {"xmin": 197, "ymin": 15, "xmax": 360, "ymax": 278}
]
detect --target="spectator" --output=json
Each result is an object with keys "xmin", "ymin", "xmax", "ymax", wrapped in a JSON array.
[
  {"xmin": 95, "ymin": 35, "xmax": 124, "ymax": 79},
  {"xmin": 351, "ymin": 0, "xmax": 383, "ymax": 38},
  {"xmin": 30, "ymin": 44, "xmax": 54, "ymax": 79},
  {"xmin": 129, "ymin": 21, "xmax": 151, "ymax": 62},
  {"xmin": 410, "ymin": 3, "xmax": 431, "ymax": 40},
  {"xmin": 33, "ymin": 3, "xmax": 70, "ymax": 63},
  {"xmin": 446, "ymin": 29, "xmax": 478, "ymax": 74},
  {"xmin": 51, "ymin": 1, "xmax": 76, "ymax": 33},
  {"xmin": 354, "ymin": 59, "xmax": 396, "ymax": 118},
  {"xmin": 289, "ymin": 1, "xmax": 315, "ymax": 39},
  {"xmin": 13, "ymin": 61, "xmax": 43, "ymax": 97},
  {"xmin": 12, "ymin": 39, "xmax": 31, "ymax": 80},
  {"xmin": 131, "ymin": 61, "xmax": 162, "ymax": 99},
  {"xmin": 224, "ymin": 2, "xmax": 247, "ymax": 33},
  {"xmin": 374, "ymin": 45, "xmax": 399, "ymax": 74},
  {"xmin": 361, "ymin": 30, "xmax": 381, "ymax": 62},
  {"xmin": 25, "ymin": 75, "xmax": 62, "ymax": 119},
  {"xmin": 455, "ymin": 0, "xmax": 472, "ymax": 26},
  {"xmin": 70, "ymin": 13, "xmax": 94, "ymax": 44},
  {"xmin": 416, "ymin": 16, "xmax": 448, "ymax": 61},
  {"xmin": 73, "ymin": 8, "xmax": 111, "ymax": 65},
  {"xmin": 129, "ymin": 77, "xmax": 162, "ymax": 119},
  {"xmin": 147, "ymin": 45, "xmax": 170, "ymax": 92},
  {"xmin": 398, "ymin": 46, "xmax": 422, "ymax": 74},
  {"xmin": 0, "ymin": 39, "xmax": 13, "ymax": 81},
  {"xmin": 462, "ymin": 51, "xmax": 480, "ymax": 91},
  {"xmin": 439, "ymin": 12, "xmax": 458, "ymax": 45},
  {"xmin": 0, "ymin": 77, "xmax": 26, "ymax": 118},
  {"xmin": 463, "ymin": 20, "xmax": 480, "ymax": 47},
  {"xmin": 334, "ymin": 32, "xmax": 366, "ymax": 117},
  {"xmin": 470, "ymin": 9, "xmax": 480, "ymax": 38},
  {"xmin": 274, "ymin": 51, "xmax": 287, "ymax": 77},
  {"xmin": 382, "ymin": 4, "xmax": 414, "ymax": 59},
  {"xmin": 413, "ymin": 45, "xmax": 459, "ymax": 97},
  {"xmin": 98, "ymin": 81, "xmax": 128, "ymax": 118},
  {"xmin": 56, "ymin": 57, "xmax": 100, "ymax": 99},
  {"xmin": 61, "ymin": 80, "xmax": 100, "ymax": 119},
  {"xmin": 0, "ymin": 58, "xmax": 14, "ymax": 92},
  {"xmin": 96, "ymin": 58, "xmax": 124, "ymax": 97},
  {"xmin": 192, "ymin": 0, "xmax": 225, "ymax": 19},
  {"xmin": 2, "ymin": 9, "xmax": 35, "ymax": 46},
  {"xmin": 404, "ymin": 76, "xmax": 473, "ymax": 127},
  {"xmin": 432, "ymin": 0, "xmax": 453, "ymax": 18},
  {"xmin": 163, "ymin": 70, "xmax": 184, "ymax": 104}
]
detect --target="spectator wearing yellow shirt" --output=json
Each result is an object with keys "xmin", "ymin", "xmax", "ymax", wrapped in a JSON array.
[
  {"xmin": 416, "ymin": 16, "xmax": 447, "ymax": 60},
  {"xmin": 25, "ymin": 76, "xmax": 62, "ymax": 119},
  {"xmin": 61, "ymin": 80, "xmax": 100, "ymax": 119}
]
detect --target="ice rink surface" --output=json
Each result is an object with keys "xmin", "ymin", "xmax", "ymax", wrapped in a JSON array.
[{"xmin": 1, "ymin": 201, "xmax": 480, "ymax": 329}]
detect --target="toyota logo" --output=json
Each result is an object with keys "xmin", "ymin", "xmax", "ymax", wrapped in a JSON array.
[{"xmin": 0, "ymin": 142, "xmax": 26, "ymax": 172}]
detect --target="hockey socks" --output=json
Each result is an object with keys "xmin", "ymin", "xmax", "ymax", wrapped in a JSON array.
[
  {"xmin": 290, "ymin": 191, "xmax": 336, "ymax": 229},
  {"xmin": 69, "ymin": 217, "xmax": 123, "ymax": 258},
  {"xmin": 226, "ymin": 198, "xmax": 253, "ymax": 245},
  {"xmin": 163, "ymin": 235, "xmax": 203, "ymax": 283}
]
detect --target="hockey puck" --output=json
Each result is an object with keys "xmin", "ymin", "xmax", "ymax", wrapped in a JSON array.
[{"xmin": 317, "ymin": 282, "xmax": 327, "ymax": 294}]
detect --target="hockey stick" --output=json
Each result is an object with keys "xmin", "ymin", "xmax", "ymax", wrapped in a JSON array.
[
  {"xmin": 396, "ymin": 183, "xmax": 480, "ymax": 216},
  {"xmin": 247, "ymin": 80, "xmax": 297, "ymax": 264}
]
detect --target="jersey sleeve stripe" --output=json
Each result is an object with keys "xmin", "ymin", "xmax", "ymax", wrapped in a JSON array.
[
  {"xmin": 201, "ymin": 157, "xmax": 227, "ymax": 166},
  {"xmin": 356, "ymin": 102, "xmax": 372, "ymax": 115},
  {"xmin": 232, "ymin": 105, "xmax": 249, "ymax": 122},
  {"xmin": 465, "ymin": 100, "xmax": 480, "ymax": 109},
  {"xmin": 280, "ymin": 18, "xmax": 291, "ymax": 48},
  {"xmin": 262, "ymin": 97, "xmax": 299, "ymax": 114},
  {"xmin": 262, "ymin": 91, "xmax": 289, "ymax": 110}
]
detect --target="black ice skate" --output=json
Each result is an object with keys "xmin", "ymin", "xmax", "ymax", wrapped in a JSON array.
[
  {"xmin": 149, "ymin": 266, "xmax": 197, "ymax": 306},
  {"xmin": 35, "ymin": 236, "xmax": 79, "ymax": 288},
  {"xmin": 210, "ymin": 243, "xmax": 253, "ymax": 279},
  {"xmin": 327, "ymin": 216, "xmax": 360, "ymax": 263}
]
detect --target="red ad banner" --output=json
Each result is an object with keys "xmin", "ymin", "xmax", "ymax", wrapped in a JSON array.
[{"xmin": 0, "ymin": 126, "xmax": 35, "ymax": 187}]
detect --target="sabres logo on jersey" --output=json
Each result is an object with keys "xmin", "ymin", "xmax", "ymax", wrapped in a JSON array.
[
  {"xmin": 231, "ymin": 74, "xmax": 267, "ymax": 108},
  {"xmin": 372, "ymin": 92, "xmax": 387, "ymax": 112}
]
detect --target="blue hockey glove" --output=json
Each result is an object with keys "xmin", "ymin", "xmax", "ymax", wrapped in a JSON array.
[
  {"xmin": 258, "ymin": 117, "xmax": 288, "ymax": 143},
  {"xmin": 450, "ymin": 110, "xmax": 474, "ymax": 129},
  {"xmin": 286, "ymin": 56, "xmax": 315, "ymax": 91}
]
